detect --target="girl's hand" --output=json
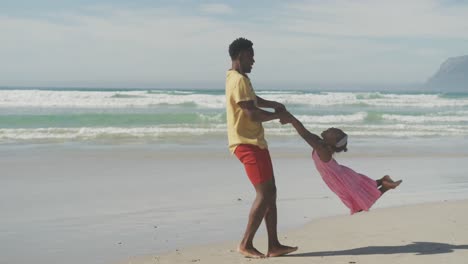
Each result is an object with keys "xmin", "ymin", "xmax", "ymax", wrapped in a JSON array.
[{"xmin": 279, "ymin": 111, "xmax": 293, "ymax": 125}]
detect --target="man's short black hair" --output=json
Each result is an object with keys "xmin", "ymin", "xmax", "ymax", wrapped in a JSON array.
[{"xmin": 229, "ymin": 37, "xmax": 253, "ymax": 60}]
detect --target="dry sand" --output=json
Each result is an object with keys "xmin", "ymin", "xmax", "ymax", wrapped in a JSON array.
[{"xmin": 118, "ymin": 199, "xmax": 468, "ymax": 264}]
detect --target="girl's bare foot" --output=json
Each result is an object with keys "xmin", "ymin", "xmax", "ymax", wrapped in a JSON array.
[
  {"xmin": 379, "ymin": 179, "xmax": 402, "ymax": 194},
  {"xmin": 267, "ymin": 245, "xmax": 298, "ymax": 257},
  {"xmin": 382, "ymin": 179, "xmax": 402, "ymax": 189},
  {"xmin": 237, "ymin": 245, "xmax": 265, "ymax": 258},
  {"xmin": 383, "ymin": 175, "xmax": 395, "ymax": 183}
]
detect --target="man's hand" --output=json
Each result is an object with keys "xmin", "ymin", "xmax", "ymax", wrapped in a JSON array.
[{"xmin": 274, "ymin": 102, "xmax": 286, "ymax": 113}]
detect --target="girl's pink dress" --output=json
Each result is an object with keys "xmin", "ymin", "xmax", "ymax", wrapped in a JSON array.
[{"xmin": 312, "ymin": 150, "xmax": 381, "ymax": 214}]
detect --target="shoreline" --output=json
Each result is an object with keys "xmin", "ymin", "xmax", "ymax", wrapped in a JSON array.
[{"xmin": 118, "ymin": 199, "xmax": 468, "ymax": 264}]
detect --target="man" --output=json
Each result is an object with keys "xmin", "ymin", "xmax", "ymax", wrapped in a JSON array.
[{"xmin": 225, "ymin": 37, "xmax": 298, "ymax": 258}]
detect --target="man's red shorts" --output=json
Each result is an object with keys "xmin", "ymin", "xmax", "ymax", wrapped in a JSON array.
[{"xmin": 234, "ymin": 144, "xmax": 273, "ymax": 185}]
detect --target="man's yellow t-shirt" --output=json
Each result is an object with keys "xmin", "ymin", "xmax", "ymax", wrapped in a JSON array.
[{"xmin": 225, "ymin": 70, "xmax": 267, "ymax": 153}]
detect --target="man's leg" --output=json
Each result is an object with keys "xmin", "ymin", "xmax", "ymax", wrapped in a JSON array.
[
  {"xmin": 238, "ymin": 179, "xmax": 276, "ymax": 258},
  {"xmin": 264, "ymin": 176, "xmax": 298, "ymax": 257}
]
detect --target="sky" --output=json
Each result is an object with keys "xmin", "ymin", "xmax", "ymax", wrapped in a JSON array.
[{"xmin": 1, "ymin": 0, "xmax": 468, "ymax": 89}]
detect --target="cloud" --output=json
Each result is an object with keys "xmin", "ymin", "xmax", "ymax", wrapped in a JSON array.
[
  {"xmin": 280, "ymin": 0, "xmax": 468, "ymax": 38},
  {"xmin": 199, "ymin": 3, "xmax": 233, "ymax": 14},
  {"xmin": 0, "ymin": 9, "xmax": 236, "ymax": 86},
  {"xmin": 0, "ymin": 2, "xmax": 467, "ymax": 87}
]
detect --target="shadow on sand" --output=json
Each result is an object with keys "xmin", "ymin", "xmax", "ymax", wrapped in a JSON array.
[{"xmin": 288, "ymin": 242, "xmax": 468, "ymax": 257}]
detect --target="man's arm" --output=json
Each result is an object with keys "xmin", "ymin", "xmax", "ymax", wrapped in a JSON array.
[
  {"xmin": 238, "ymin": 100, "xmax": 288, "ymax": 123},
  {"xmin": 256, "ymin": 95, "xmax": 286, "ymax": 112}
]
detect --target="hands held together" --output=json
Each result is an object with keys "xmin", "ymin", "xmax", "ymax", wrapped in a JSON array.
[{"xmin": 274, "ymin": 104, "xmax": 295, "ymax": 125}]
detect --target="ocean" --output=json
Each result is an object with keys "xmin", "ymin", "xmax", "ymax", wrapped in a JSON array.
[
  {"xmin": 1, "ymin": 87, "xmax": 468, "ymax": 145},
  {"xmin": 1, "ymin": 87, "xmax": 468, "ymax": 264}
]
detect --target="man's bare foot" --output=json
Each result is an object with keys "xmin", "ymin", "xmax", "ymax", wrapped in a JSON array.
[
  {"xmin": 382, "ymin": 179, "xmax": 402, "ymax": 189},
  {"xmin": 267, "ymin": 245, "xmax": 298, "ymax": 257},
  {"xmin": 237, "ymin": 245, "xmax": 265, "ymax": 258}
]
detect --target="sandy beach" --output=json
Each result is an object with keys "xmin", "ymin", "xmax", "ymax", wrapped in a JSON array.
[
  {"xmin": 2, "ymin": 139, "xmax": 468, "ymax": 264},
  {"xmin": 119, "ymin": 199, "xmax": 468, "ymax": 264}
]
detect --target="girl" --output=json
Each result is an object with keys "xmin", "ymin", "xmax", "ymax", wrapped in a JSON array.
[{"xmin": 284, "ymin": 114, "xmax": 402, "ymax": 214}]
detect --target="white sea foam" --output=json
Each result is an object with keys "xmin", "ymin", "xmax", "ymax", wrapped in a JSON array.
[
  {"xmin": 358, "ymin": 94, "xmax": 468, "ymax": 108},
  {"xmin": 247, "ymin": 92, "xmax": 468, "ymax": 108},
  {"xmin": 0, "ymin": 90, "xmax": 225, "ymax": 109},
  {"xmin": 294, "ymin": 112, "xmax": 367, "ymax": 123},
  {"xmin": 197, "ymin": 113, "xmax": 225, "ymax": 122},
  {"xmin": 265, "ymin": 92, "xmax": 359, "ymax": 106},
  {"xmin": 383, "ymin": 114, "xmax": 468, "ymax": 123},
  {"xmin": 2, "ymin": 90, "xmax": 467, "ymax": 109},
  {"xmin": 1, "ymin": 122, "xmax": 467, "ymax": 142},
  {"xmin": 0, "ymin": 126, "xmax": 226, "ymax": 142}
]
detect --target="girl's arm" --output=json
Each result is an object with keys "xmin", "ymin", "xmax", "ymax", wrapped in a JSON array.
[{"xmin": 289, "ymin": 115, "xmax": 333, "ymax": 162}]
